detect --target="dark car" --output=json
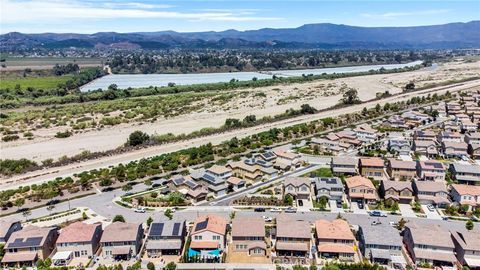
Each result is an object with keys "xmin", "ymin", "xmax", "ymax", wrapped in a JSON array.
[
  {"xmin": 152, "ymin": 183, "xmax": 162, "ymax": 188},
  {"xmin": 46, "ymin": 199, "xmax": 60, "ymax": 205},
  {"xmin": 17, "ymin": 207, "xmax": 30, "ymax": 213},
  {"xmin": 101, "ymin": 187, "xmax": 115, "ymax": 192},
  {"xmin": 298, "ymin": 200, "xmax": 304, "ymax": 206},
  {"xmin": 254, "ymin": 208, "xmax": 266, "ymax": 212},
  {"xmin": 357, "ymin": 202, "xmax": 364, "ymax": 209}
]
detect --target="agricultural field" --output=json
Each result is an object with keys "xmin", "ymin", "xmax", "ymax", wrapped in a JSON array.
[
  {"xmin": 0, "ymin": 75, "xmax": 74, "ymax": 90},
  {"xmin": 0, "ymin": 57, "xmax": 103, "ymax": 70}
]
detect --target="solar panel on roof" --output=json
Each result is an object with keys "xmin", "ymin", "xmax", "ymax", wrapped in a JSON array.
[
  {"xmin": 203, "ymin": 174, "xmax": 216, "ymax": 183},
  {"xmin": 150, "ymin": 223, "xmax": 164, "ymax": 236},
  {"xmin": 195, "ymin": 220, "xmax": 208, "ymax": 231},
  {"xmin": 173, "ymin": 178, "xmax": 184, "ymax": 185},
  {"xmin": 172, "ymin": 223, "xmax": 181, "ymax": 236},
  {"xmin": 263, "ymin": 152, "xmax": 274, "ymax": 158},
  {"xmin": 9, "ymin": 237, "xmax": 43, "ymax": 248}
]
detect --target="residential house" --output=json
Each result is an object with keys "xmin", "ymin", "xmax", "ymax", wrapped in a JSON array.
[
  {"xmin": 146, "ymin": 220, "xmax": 186, "ymax": 257},
  {"xmin": 274, "ymin": 150, "xmax": 301, "ymax": 170},
  {"xmin": 254, "ymin": 151, "xmax": 277, "ymax": 163},
  {"xmin": 442, "ymin": 141, "xmax": 468, "ymax": 158},
  {"xmin": 450, "ymin": 184, "xmax": 480, "ymax": 212},
  {"xmin": 331, "ymin": 157, "xmax": 358, "ymax": 175},
  {"xmin": 191, "ymin": 165, "xmax": 232, "ymax": 197},
  {"xmin": 416, "ymin": 160, "xmax": 446, "ymax": 181},
  {"xmin": 465, "ymin": 133, "xmax": 480, "ymax": 145},
  {"xmin": 468, "ymin": 143, "xmax": 480, "ymax": 159},
  {"xmin": 310, "ymin": 138, "xmax": 349, "ymax": 154},
  {"xmin": 354, "ymin": 124, "xmax": 378, "ymax": 142},
  {"xmin": 437, "ymin": 131, "xmax": 462, "ymax": 143},
  {"xmin": 446, "ymin": 102, "xmax": 462, "ymax": 115},
  {"xmin": 169, "ymin": 175, "xmax": 200, "ymax": 192},
  {"xmin": 227, "ymin": 177, "xmax": 246, "ymax": 191},
  {"xmin": 461, "ymin": 119, "xmax": 477, "ymax": 132},
  {"xmin": 412, "ymin": 140, "xmax": 438, "ymax": 157},
  {"xmin": 413, "ymin": 130, "xmax": 436, "ymax": 141},
  {"xmin": 380, "ymin": 180, "xmax": 414, "ymax": 204},
  {"xmin": 359, "ymin": 157, "xmax": 386, "ymax": 180},
  {"xmin": 227, "ymin": 158, "xmax": 277, "ymax": 181},
  {"xmin": 313, "ymin": 177, "xmax": 344, "ymax": 204},
  {"xmin": 100, "ymin": 222, "xmax": 143, "ymax": 260},
  {"xmin": 385, "ymin": 115, "xmax": 407, "ymax": 129},
  {"xmin": 451, "ymin": 230, "xmax": 480, "ymax": 269},
  {"xmin": 0, "ymin": 221, "xmax": 21, "ymax": 244},
  {"xmin": 387, "ymin": 138, "xmax": 411, "ymax": 156},
  {"xmin": 274, "ymin": 214, "xmax": 311, "ymax": 258},
  {"xmin": 186, "ymin": 186, "xmax": 208, "ymax": 203},
  {"xmin": 56, "ymin": 222, "xmax": 102, "ymax": 259},
  {"xmin": 443, "ymin": 121, "xmax": 461, "ymax": 133},
  {"xmin": 345, "ymin": 176, "xmax": 378, "ymax": 204},
  {"xmin": 1, "ymin": 226, "xmax": 58, "ymax": 267},
  {"xmin": 189, "ymin": 215, "xmax": 227, "ymax": 258},
  {"xmin": 231, "ymin": 217, "xmax": 266, "ymax": 257},
  {"xmin": 387, "ymin": 159, "xmax": 417, "ymax": 181},
  {"xmin": 449, "ymin": 163, "xmax": 480, "ymax": 184},
  {"xmin": 315, "ymin": 219, "xmax": 355, "ymax": 261},
  {"xmin": 413, "ymin": 181, "xmax": 450, "ymax": 207},
  {"xmin": 284, "ymin": 177, "xmax": 311, "ymax": 201},
  {"xmin": 403, "ymin": 224, "xmax": 456, "ymax": 266},
  {"xmin": 358, "ymin": 224, "xmax": 404, "ymax": 267}
]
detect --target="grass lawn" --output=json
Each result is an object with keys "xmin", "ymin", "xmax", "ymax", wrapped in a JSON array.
[
  {"xmin": 0, "ymin": 75, "xmax": 73, "ymax": 90},
  {"xmin": 303, "ymin": 167, "xmax": 333, "ymax": 178}
]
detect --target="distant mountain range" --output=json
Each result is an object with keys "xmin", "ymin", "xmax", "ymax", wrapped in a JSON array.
[{"xmin": 2, "ymin": 21, "xmax": 479, "ymax": 50}]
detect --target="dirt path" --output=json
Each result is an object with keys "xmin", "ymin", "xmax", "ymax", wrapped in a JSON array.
[{"xmin": 2, "ymin": 79, "xmax": 479, "ymax": 190}]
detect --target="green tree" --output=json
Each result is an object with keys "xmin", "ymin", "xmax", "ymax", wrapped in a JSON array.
[
  {"xmin": 341, "ymin": 88, "xmax": 360, "ymax": 105},
  {"xmin": 146, "ymin": 262, "xmax": 155, "ymax": 270},
  {"xmin": 466, "ymin": 220, "xmax": 474, "ymax": 231},
  {"xmin": 164, "ymin": 208, "xmax": 173, "ymax": 220},
  {"xmin": 127, "ymin": 131, "xmax": 150, "ymax": 146},
  {"xmin": 82, "ymin": 211, "xmax": 88, "ymax": 220},
  {"xmin": 283, "ymin": 194, "xmax": 293, "ymax": 206},
  {"xmin": 112, "ymin": 215, "xmax": 125, "ymax": 223},
  {"xmin": 229, "ymin": 211, "xmax": 236, "ymax": 220},
  {"xmin": 14, "ymin": 198, "xmax": 25, "ymax": 210},
  {"xmin": 147, "ymin": 216, "xmax": 153, "ymax": 227},
  {"xmin": 165, "ymin": 262, "xmax": 176, "ymax": 270},
  {"xmin": 391, "ymin": 202, "xmax": 399, "ymax": 213}
]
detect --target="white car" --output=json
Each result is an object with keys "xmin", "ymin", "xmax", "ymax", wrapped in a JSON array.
[
  {"xmin": 371, "ymin": 220, "xmax": 382, "ymax": 226},
  {"xmin": 263, "ymin": 216, "xmax": 273, "ymax": 222},
  {"xmin": 134, "ymin": 208, "xmax": 146, "ymax": 213},
  {"xmin": 427, "ymin": 204, "xmax": 435, "ymax": 211},
  {"xmin": 270, "ymin": 208, "xmax": 282, "ymax": 212}
]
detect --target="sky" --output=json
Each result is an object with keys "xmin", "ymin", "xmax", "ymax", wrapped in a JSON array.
[{"xmin": 1, "ymin": 0, "xmax": 479, "ymax": 34}]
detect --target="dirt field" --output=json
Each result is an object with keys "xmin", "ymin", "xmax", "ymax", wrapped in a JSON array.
[{"xmin": 1, "ymin": 60, "xmax": 479, "ymax": 163}]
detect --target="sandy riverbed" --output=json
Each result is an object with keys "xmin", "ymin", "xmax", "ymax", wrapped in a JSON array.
[{"xmin": 1, "ymin": 60, "xmax": 479, "ymax": 162}]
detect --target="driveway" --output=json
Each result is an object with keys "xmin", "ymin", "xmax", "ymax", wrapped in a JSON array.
[
  {"xmin": 421, "ymin": 205, "xmax": 442, "ymax": 220},
  {"xmin": 399, "ymin": 204, "xmax": 417, "ymax": 218},
  {"xmin": 350, "ymin": 202, "xmax": 368, "ymax": 215},
  {"xmin": 329, "ymin": 200, "xmax": 344, "ymax": 213}
]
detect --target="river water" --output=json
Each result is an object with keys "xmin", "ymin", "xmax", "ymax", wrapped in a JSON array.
[{"xmin": 80, "ymin": 60, "xmax": 423, "ymax": 92}]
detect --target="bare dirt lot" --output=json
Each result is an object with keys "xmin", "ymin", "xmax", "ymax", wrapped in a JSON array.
[{"xmin": 1, "ymin": 60, "xmax": 479, "ymax": 164}]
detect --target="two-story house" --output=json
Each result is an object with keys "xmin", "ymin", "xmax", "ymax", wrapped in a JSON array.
[
  {"xmin": 284, "ymin": 177, "xmax": 311, "ymax": 201},
  {"xmin": 413, "ymin": 181, "xmax": 450, "ymax": 207},
  {"xmin": 358, "ymin": 223, "xmax": 404, "ymax": 267},
  {"xmin": 345, "ymin": 176, "xmax": 378, "ymax": 204},
  {"xmin": 416, "ymin": 160, "xmax": 446, "ymax": 181},
  {"xmin": 387, "ymin": 159, "xmax": 417, "ymax": 181},
  {"xmin": 387, "ymin": 138, "xmax": 411, "ymax": 156},
  {"xmin": 100, "ymin": 222, "xmax": 144, "ymax": 260},
  {"xmin": 314, "ymin": 177, "xmax": 344, "ymax": 204},
  {"xmin": 412, "ymin": 140, "xmax": 438, "ymax": 157},
  {"xmin": 451, "ymin": 230, "xmax": 480, "ymax": 269},
  {"xmin": 274, "ymin": 150, "xmax": 301, "ymax": 170},
  {"xmin": 450, "ymin": 184, "xmax": 480, "ymax": 212},
  {"xmin": 403, "ymin": 224, "xmax": 456, "ymax": 266},
  {"xmin": 315, "ymin": 219, "xmax": 355, "ymax": 261},
  {"xmin": 442, "ymin": 141, "xmax": 468, "ymax": 158},
  {"xmin": 354, "ymin": 124, "xmax": 378, "ymax": 142},
  {"xmin": 449, "ymin": 163, "xmax": 480, "ymax": 185},
  {"xmin": 189, "ymin": 215, "xmax": 227, "ymax": 259},
  {"xmin": 331, "ymin": 157, "xmax": 358, "ymax": 175},
  {"xmin": 0, "ymin": 221, "xmax": 21, "ymax": 244},
  {"xmin": 437, "ymin": 131, "xmax": 462, "ymax": 143},
  {"xmin": 274, "ymin": 214, "xmax": 311, "ymax": 258},
  {"xmin": 146, "ymin": 220, "xmax": 186, "ymax": 257},
  {"xmin": 359, "ymin": 157, "xmax": 386, "ymax": 181},
  {"xmin": 381, "ymin": 180, "xmax": 414, "ymax": 204},
  {"xmin": 56, "ymin": 222, "xmax": 103, "ymax": 259},
  {"xmin": 231, "ymin": 217, "xmax": 266, "ymax": 257},
  {"xmin": 413, "ymin": 130, "xmax": 436, "ymax": 141},
  {"xmin": 1, "ymin": 226, "xmax": 58, "ymax": 267}
]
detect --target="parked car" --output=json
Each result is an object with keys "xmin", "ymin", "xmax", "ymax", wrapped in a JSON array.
[
  {"xmin": 389, "ymin": 221, "xmax": 398, "ymax": 227},
  {"xmin": 357, "ymin": 202, "xmax": 364, "ymax": 209},
  {"xmin": 369, "ymin": 210, "xmax": 387, "ymax": 217},
  {"xmin": 152, "ymin": 183, "xmax": 161, "ymax": 188},
  {"xmin": 46, "ymin": 199, "xmax": 60, "ymax": 205},
  {"xmin": 270, "ymin": 208, "xmax": 282, "ymax": 212},
  {"xmin": 134, "ymin": 208, "xmax": 146, "ymax": 213},
  {"xmin": 254, "ymin": 208, "xmax": 266, "ymax": 212},
  {"xmin": 470, "ymin": 216, "xmax": 479, "ymax": 222},
  {"xmin": 102, "ymin": 187, "xmax": 115, "ymax": 192},
  {"xmin": 427, "ymin": 204, "xmax": 435, "ymax": 211},
  {"xmin": 285, "ymin": 207, "xmax": 297, "ymax": 213},
  {"xmin": 298, "ymin": 200, "xmax": 304, "ymax": 206},
  {"xmin": 442, "ymin": 216, "xmax": 449, "ymax": 221},
  {"xmin": 262, "ymin": 216, "xmax": 273, "ymax": 222}
]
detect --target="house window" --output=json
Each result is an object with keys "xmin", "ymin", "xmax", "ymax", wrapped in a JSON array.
[{"xmin": 194, "ymin": 235, "xmax": 202, "ymax": 240}]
